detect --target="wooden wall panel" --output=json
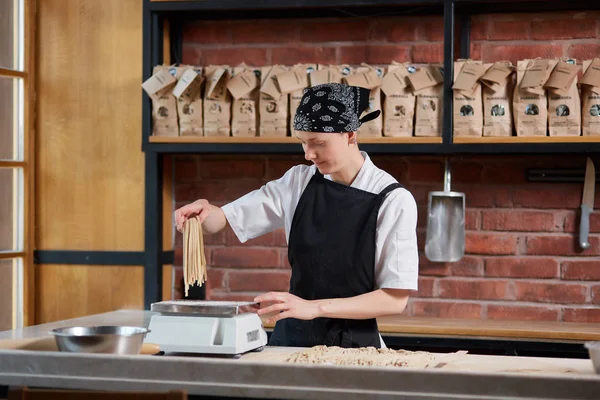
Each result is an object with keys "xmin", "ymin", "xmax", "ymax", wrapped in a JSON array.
[
  {"xmin": 36, "ymin": 0, "xmax": 144, "ymax": 251},
  {"xmin": 36, "ymin": 265, "xmax": 143, "ymax": 324},
  {"xmin": 36, "ymin": 0, "xmax": 145, "ymax": 323}
]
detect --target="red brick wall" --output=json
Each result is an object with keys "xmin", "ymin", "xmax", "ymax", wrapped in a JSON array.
[
  {"xmin": 181, "ymin": 11, "xmax": 600, "ymax": 67},
  {"xmin": 172, "ymin": 11, "xmax": 600, "ymax": 322}
]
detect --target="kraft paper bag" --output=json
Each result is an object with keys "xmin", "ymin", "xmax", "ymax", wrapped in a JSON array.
[
  {"xmin": 481, "ymin": 61, "xmax": 514, "ymax": 137},
  {"xmin": 453, "ymin": 60, "xmax": 485, "ymax": 137},
  {"xmin": 581, "ymin": 59, "xmax": 600, "ymax": 136},
  {"xmin": 278, "ymin": 64, "xmax": 316, "ymax": 134},
  {"xmin": 203, "ymin": 65, "xmax": 232, "ymax": 137},
  {"xmin": 259, "ymin": 65, "xmax": 289, "ymax": 137},
  {"xmin": 546, "ymin": 58, "xmax": 581, "ymax": 136},
  {"xmin": 142, "ymin": 65, "xmax": 179, "ymax": 137},
  {"xmin": 381, "ymin": 62, "xmax": 416, "ymax": 137},
  {"xmin": 410, "ymin": 65, "xmax": 443, "ymax": 137},
  {"xmin": 174, "ymin": 65, "xmax": 204, "ymax": 136},
  {"xmin": 310, "ymin": 64, "xmax": 351, "ymax": 86},
  {"xmin": 228, "ymin": 64, "xmax": 260, "ymax": 137},
  {"xmin": 344, "ymin": 63, "xmax": 384, "ymax": 137},
  {"xmin": 513, "ymin": 59, "xmax": 552, "ymax": 136}
]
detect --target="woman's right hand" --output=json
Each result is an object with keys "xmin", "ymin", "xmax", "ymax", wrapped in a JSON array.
[{"xmin": 174, "ymin": 199, "xmax": 212, "ymax": 233}]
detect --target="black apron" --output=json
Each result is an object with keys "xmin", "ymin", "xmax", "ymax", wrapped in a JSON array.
[{"xmin": 268, "ymin": 169, "xmax": 402, "ymax": 348}]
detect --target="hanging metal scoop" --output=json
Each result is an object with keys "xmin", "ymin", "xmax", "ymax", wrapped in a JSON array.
[{"xmin": 424, "ymin": 158, "xmax": 466, "ymax": 262}]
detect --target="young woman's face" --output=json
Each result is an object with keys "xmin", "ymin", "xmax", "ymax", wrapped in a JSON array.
[{"xmin": 295, "ymin": 131, "xmax": 354, "ymax": 174}]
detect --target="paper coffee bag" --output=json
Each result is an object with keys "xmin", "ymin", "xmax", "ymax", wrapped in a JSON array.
[
  {"xmin": 520, "ymin": 59, "xmax": 555, "ymax": 96},
  {"xmin": 453, "ymin": 60, "xmax": 485, "ymax": 137},
  {"xmin": 173, "ymin": 65, "xmax": 204, "ymax": 136},
  {"xmin": 545, "ymin": 58, "xmax": 581, "ymax": 136},
  {"xmin": 381, "ymin": 62, "xmax": 416, "ymax": 137},
  {"xmin": 409, "ymin": 65, "xmax": 444, "ymax": 137},
  {"xmin": 310, "ymin": 64, "xmax": 352, "ymax": 86},
  {"xmin": 344, "ymin": 64, "xmax": 384, "ymax": 137},
  {"xmin": 513, "ymin": 59, "xmax": 553, "ymax": 136},
  {"xmin": 259, "ymin": 65, "xmax": 289, "ymax": 137},
  {"xmin": 481, "ymin": 61, "xmax": 514, "ymax": 137},
  {"xmin": 276, "ymin": 64, "xmax": 316, "ymax": 133},
  {"xmin": 203, "ymin": 65, "xmax": 232, "ymax": 137},
  {"xmin": 580, "ymin": 59, "xmax": 600, "ymax": 136},
  {"xmin": 142, "ymin": 65, "xmax": 179, "ymax": 136},
  {"xmin": 228, "ymin": 64, "xmax": 260, "ymax": 137}
]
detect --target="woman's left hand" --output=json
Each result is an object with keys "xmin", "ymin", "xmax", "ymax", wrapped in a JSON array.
[{"xmin": 254, "ymin": 292, "xmax": 320, "ymax": 324}]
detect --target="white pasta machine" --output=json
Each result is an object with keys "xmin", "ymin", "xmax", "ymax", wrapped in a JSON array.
[{"xmin": 144, "ymin": 300, "xmax": 268, "ymax": 356}]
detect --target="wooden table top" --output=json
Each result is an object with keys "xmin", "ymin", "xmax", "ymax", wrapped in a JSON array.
[{"xmin": 263, "ymin": 315, "xmax": 600, "ymax": 342}]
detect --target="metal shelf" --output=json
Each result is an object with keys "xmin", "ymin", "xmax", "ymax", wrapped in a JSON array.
[
  {"xmin": 146, "ymin": 136, "xmax": 443, "ymax": 155},
  {"xmin": 140, "ymin": 0, "xmax": 600, "ymax": 309},
  {"xmin": 456, "ymin": 0, "xmax": 600, "ymax": 13},
  {"xmin": 142, "ymin": 0, "xmax": 600, "ymax": 157},
  {"xmin": 147, "ymin": 136, "xmax": 443, "ymax": 143},
  {"xmin": 145, "ymin": 136, "xmax": 600, "ymax": 155},
  {"xmin": 149, "ymin": 0, "xmax": 443, "ymax": 12},
  {"xmin": 451, "ymin": 136, "xmax": 600, "ymax": 154},
  {"xmin": 149, "ymin": 0, "xmax": 600, "ymax": 12}
]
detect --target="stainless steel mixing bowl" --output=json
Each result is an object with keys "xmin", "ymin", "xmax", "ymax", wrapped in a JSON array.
[
  {"xmin": 49, "ymin": 326, "xmax": 149, "ymax": 355},
  {"xmin": 584, "ymin": 341, "xmax": 600, "ymax": 374}
]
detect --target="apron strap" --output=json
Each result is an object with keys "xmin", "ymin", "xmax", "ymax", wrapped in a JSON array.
[
  {"xmin": 378, "ymin": 182, "xmax": 403, "ymax": 198},
  {"xmin": 324, "ymin": 321, "xmax": 353, "ymax": 347}
]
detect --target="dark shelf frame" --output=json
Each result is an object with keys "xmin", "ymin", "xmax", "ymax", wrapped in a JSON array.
[{"xmin": 141, "ymin": 0, "xmax": 600, "ymax": 309}]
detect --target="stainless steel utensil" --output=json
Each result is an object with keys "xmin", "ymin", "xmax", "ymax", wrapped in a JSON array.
[
  {"xmin": 49, "ymin": 326, "xmax": 149, "ymax": 355},
  {"xmin": 585, "ymin": 341, "xmax": 600, "ymax": 374},
  {"xmin": 150, "ymin": 300, "xmax": 260, "ymax": 317},
  {"xmin": 424, "ymin": 158, "xmax": 466, "ymax": 262},
  {"xmin": 579, "ymin": 157, "xmax": 595, "ymax": 249}
]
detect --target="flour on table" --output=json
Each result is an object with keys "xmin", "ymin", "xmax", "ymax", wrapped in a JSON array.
[{"xmin": 284, "ymin": 345, "xmax": 442, "ymax": 367}]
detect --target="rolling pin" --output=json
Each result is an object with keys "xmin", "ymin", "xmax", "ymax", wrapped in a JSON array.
[{"xmin": 0, "ymin": 337, "xmax": 160, "ymax": 355}]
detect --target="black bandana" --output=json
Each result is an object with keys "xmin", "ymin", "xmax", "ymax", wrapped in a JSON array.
[{"xmin": 293, "ymin": 83, "xmax": 381, "ymax": 133}]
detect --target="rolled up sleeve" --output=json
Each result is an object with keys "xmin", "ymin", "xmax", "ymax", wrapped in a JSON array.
[
  {"xmin": 221, "ymin": 166, "xmax": 298, "ymax": 243},
  {"xmin": 374, "ymin": 188, "xmax": 419, "ymax": 291}
]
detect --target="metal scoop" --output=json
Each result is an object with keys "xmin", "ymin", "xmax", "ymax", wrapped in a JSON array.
[{"xmin": 424, "ymin": 158, "xmax": 466, "ymax": 262}]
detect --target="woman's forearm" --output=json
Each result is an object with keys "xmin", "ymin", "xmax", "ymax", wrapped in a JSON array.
[
  {"xmin": 315, "ymin": 289, "xmax": 409, "ymax": 320},
  {"xmin": 202, "ymin": 205, "xmax": 227, "ymax": 234}
]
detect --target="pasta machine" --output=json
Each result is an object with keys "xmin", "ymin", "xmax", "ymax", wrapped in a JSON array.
[{"xmin": 144, "ymin": 300, "xmax": 268, "ymax": 356}]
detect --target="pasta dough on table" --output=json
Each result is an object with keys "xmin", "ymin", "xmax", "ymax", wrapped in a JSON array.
[{"xmin": 284, "ymin": 345, "xmax": 441, "ymax": 367}]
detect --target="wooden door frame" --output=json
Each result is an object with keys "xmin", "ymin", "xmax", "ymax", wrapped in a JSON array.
[{"xmin": 0, "ymin": 0, "xmax": 36, "ymax": 327}]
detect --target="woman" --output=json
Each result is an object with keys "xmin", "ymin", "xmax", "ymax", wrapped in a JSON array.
[{"xmin": 174, "ymin": 83, "xmax": 418, "ymax": 348}]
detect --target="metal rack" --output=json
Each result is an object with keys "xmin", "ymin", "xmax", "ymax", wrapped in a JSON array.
[{"xmin": 141, "ymin": 0, "xmax": 600, "ymax": 308}]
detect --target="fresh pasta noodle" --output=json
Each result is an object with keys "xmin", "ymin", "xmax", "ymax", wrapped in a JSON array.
[
  {"xmin": 284, "ymin": 346, "xmax": 437, "ymax": 367},
  {"xmin": 183, "ymin": 217, "xmax": 207, "ymax": 296}
]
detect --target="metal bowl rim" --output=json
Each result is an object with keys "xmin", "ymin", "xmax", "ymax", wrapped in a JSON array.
[{"xmin": 49, "ymin": 325, "xmax": 149, "ymax": 337}]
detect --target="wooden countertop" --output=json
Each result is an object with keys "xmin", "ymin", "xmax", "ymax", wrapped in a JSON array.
[{"xmin": 263, "ymin": 315, "xmax": 600, "ymax": 342}]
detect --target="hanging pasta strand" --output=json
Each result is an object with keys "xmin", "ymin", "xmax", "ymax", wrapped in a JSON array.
[{"xmin": 182, "ymin": 217, "xmax": 208, "ymax": 297}]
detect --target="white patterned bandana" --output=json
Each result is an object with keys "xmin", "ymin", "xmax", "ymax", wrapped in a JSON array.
[{"xmin": 293, "ymin": 83, "xmax": 381, "ymax": 133}]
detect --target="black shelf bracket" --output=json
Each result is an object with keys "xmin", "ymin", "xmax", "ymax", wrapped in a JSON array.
[
  {"xmin": 459, "ymin": 12, "xmax": 470, "ymax": 59},
  {"xmin": 143, "ymin": 0, "xmax": 167, "ymax": 309},
  {"xmin": 33, "ymin": 250, "xmax": 174, "ymax": 266},
  {"xmin": 527, "ymin": 167, "xmax": 600, "ymax": 183},
  {"xmin": 442, "ymin": 0, "xmax": 454, "ymax": 149}
]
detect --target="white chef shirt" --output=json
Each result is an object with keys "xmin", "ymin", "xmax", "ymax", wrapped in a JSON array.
[{"xmin": 221, "ymin": 151, "xmax": 419, "ymax": 292}]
